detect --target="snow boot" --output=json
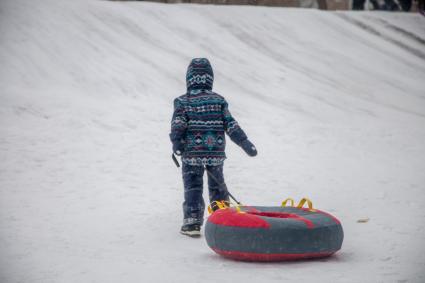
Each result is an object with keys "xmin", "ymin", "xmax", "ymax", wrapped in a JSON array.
[{"xmin": 180, "ymin": 224, "xmax": 201, "ymax": 237}]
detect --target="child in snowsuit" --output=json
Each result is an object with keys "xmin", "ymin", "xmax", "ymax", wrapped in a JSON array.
[{"xmin": 170, "ymin": 58, "xmax": 257, "ymax": 237}]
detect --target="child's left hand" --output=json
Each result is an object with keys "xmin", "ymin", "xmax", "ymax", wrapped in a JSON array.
[{"xmin": 173, "ymin": 142, "xmax": 184, "ymax": 156}]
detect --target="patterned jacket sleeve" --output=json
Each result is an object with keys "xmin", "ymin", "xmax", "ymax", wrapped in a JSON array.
[
  {"xmin": 222, "ymin": 100, "xmax": 247, "ymax": 146},
  {"xmin": 170, "ymin": 97, "xmax": 187, "ymax": 149}
]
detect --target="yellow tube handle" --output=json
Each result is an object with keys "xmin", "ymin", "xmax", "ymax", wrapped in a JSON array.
[
  {"xmin": 281, "ymin": 198, "xmax": 295, "ymax": 207},
  {"xmin": 297, "ymin": 198, "xmax": 313, "ymax": 209},
  {"xmin": 207, "ymin": 200, "xmax": 230, "ymax": 214}
]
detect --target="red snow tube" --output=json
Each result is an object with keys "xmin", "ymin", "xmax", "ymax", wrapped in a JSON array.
[{"xmin": 205, "ymin": 199, "xmax": 343, "ymax": 262}]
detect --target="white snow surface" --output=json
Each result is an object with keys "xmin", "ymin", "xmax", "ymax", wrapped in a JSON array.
[{"xmin": 1, "ymin": 0, "xmax": 425, "ymax": 282}]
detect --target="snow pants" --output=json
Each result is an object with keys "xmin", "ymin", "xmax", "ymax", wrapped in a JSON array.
[{"xmin": 182, "ymin": 163, "xmax": 229, "ymax": 227}]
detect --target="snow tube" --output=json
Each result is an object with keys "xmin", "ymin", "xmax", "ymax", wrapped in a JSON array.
[{"xmin": 205, "ymin": 200, "xmax": 343, "ymax": 262}]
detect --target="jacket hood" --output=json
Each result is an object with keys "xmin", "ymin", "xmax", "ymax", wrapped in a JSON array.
[{"xmin": 186, "ymin": 58, "xmax": 214, "ymax": 92}]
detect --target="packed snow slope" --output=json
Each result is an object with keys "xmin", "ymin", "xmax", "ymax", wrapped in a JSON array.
[{"xmin": 1, "ymin": 0, "xmax": 425, "ymax": 282}]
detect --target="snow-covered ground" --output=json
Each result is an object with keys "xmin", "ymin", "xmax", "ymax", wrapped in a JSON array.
[{"xmin": 1, "ymin": 0, "xmax": 424, "ymax": 282}]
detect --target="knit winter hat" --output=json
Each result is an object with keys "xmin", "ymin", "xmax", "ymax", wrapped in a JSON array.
[{"xmin": 186, "ymin": 58, "xmax": 214, "ymax": 92}]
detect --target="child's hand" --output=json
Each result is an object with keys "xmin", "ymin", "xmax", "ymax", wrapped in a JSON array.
[
  {"xmin": 173, "ymin": 142, "xmax": 184, "ymax": 156},
  {"xmin": 241, "ymin": 140, "xmax": 257, "ymax": 157}
]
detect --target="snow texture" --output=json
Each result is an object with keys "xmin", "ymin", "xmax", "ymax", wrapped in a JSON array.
[{"xmin": 1, "ymin": 0, "xmax": 425, "ymax": 282}]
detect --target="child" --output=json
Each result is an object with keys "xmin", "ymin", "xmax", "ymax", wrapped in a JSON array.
[{"xmin": 170, "ymin": 58, "xmax": 257, "ymax": 237}]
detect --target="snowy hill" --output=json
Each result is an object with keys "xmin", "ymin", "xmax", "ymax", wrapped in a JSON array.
[{"xmin": 1, "ymin": 0, "xmax": 425, "ymax": 282}]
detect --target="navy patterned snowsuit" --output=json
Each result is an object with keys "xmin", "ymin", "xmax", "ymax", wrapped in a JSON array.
[{"xmin": 170, "ymin": 58, "xmax": 253, "ymax": 227}]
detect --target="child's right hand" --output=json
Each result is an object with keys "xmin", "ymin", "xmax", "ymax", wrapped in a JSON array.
[{"xmin": 241, "ymin": 140, "xmax": 257, "ymax": 157}]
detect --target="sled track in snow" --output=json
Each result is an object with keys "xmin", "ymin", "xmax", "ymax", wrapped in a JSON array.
[
  {"xmin": 373, "ymin": 18, "xmax": 425, "ymax": 46},
  {"xmin": 336, "ymin": 14, "xmax": 425, "ymax": 61}
]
